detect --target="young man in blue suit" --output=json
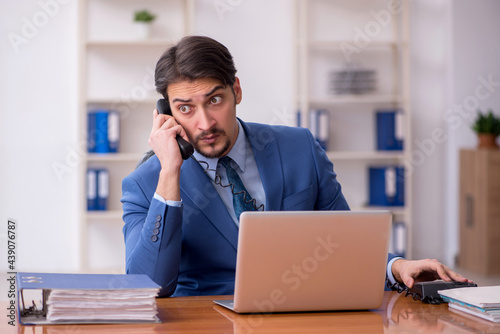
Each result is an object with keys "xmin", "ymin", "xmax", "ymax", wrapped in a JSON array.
[{"xmin": 121, "ymin": 36, "xmax": 472, "ymax": 297}]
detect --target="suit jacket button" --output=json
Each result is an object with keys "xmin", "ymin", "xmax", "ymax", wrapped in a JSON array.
[
  {"xmin": 153, "ymin": 228, "xmax": 160, "ymax": 235},
  {"xmin": 155, "ymin": 215, "xmax": 162, "ymax": 222},
  {"xmin": 155, "ymin": 221, "xmax": 161, "ymax": 228},
  {"xmin": 151, "ymin": 235, "xmax": 158, "ymax": 242}
]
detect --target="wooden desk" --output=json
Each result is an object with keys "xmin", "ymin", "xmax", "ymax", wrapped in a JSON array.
[{"xmin": 6, "ymin": 292, "xmax": 500, "ymax": 333}]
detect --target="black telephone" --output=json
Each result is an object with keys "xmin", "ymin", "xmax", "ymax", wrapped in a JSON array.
[
  {"xmin": 156, "ymin": 99, "xmax": 194, "ymax": 160},
  {"xmin": 389, "ymin": 280, "xmax": 478, "ymax": 304},
  {"xmin": 409, "ymin": 280, "xmax": 477, "ymax": 304}
]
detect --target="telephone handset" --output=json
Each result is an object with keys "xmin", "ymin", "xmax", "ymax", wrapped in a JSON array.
[{"xmin": 157, "ymin": 98, "xmax": 194, "ymax": 160}]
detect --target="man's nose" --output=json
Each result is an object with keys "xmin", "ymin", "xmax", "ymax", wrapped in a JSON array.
[{"xmin": 197, "ymin": 108, "xmax": 216, "ymax": 130}]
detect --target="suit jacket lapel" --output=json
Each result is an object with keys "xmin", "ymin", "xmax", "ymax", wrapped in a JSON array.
[
  {"xmin": 180, "ymin": 157, "xmax": 238, "ymax": 250},
  {"xmin": 242, "ymin": 121, "xmax": 284, "ymax": 211}
]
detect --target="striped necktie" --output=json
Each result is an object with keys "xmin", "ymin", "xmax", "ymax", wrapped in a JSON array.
[{"xmin": 218, "ymin": 156, "xmax": 257, "ymax": 221}]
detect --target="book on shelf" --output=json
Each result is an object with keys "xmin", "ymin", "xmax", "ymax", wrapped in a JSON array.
[
  {"xmin": 439, "ymin": 286, "xmax": 500, "ymax": 323},
  {"xmin": 87, "ymin": 168, "xmax": 109, "ymax": 211},
  {"xmin": 368, "ymin": 166, "xmax": 405, "ymax": 206},
  {"xmin": 17, "ymin": 272, "xmax": 161, "ymax": 325},
  {"xmin": 86, "ymin": 168, "xmax": 97, "ymax": 210},
  {"xmin": 389, "ymin": 221, "xmax": 407, "ymax": 257},
  {"xmin": 87, "ymin": 109, "xmax": 120, "ymax": 153},
  {"xmin": 296, "ymin": 109, "xmax": 330, "ymax": 150},
  {"xmin": 309, "ymin": 109, "xmax": 330, "ymax": 150},
  {"xmin": 376, "ymin": 109, "xmax": 404, "ymax": 151}
]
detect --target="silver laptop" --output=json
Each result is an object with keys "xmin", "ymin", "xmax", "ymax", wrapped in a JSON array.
[{"xmin": 214, "ymin": 210, "xmax": 392, "ymax": 313}]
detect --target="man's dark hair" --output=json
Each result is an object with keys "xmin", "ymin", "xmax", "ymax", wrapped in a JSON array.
[{"xmin": 155, "ymin": 36, "xmax": 237, "ymax": 98}]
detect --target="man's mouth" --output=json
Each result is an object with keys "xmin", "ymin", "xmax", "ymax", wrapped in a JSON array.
[
  {"xmin": 200, "ymin": 134, "xmax": 219, "ymax": 144},
  {"xmin": 197, "ymin": 129, "xmax": 225, "ymax": 145}
]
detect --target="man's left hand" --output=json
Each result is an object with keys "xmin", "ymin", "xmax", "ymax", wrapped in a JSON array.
[{"xmin": 391, "ymin": 258, "xmax": 474, "ymax": 288}]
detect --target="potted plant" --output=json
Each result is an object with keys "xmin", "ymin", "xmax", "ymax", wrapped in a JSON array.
[
  {"xmin": 134, "ymin": 10, "xmax": 156, "ymax": 39},
  {"xmin": 472, "ymin": 110, "xmax": 500, "ymax": 149}
]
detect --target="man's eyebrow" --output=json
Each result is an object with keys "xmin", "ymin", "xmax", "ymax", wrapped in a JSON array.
[
  {"xmin": 204, "ymin": 85, "xmax": 225, "ymax": 97},
  {"xmin": 171, "ymin": 97, "xmax": 191, "ymax": 103},
  {"xmin": 171, "ymin": 85, "xmax": 225, "ymax": 104}
]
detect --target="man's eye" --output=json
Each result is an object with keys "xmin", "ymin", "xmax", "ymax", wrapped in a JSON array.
[
  {"xmin": 179, "ymin": 105, "xmax": 192, "ymax": 113},
  {"xmin": 210, "ymin": 96, "xmax": 222, "ymax": 105}
]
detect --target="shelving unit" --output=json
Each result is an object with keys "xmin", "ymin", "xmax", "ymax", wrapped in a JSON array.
[
  {"xmin": 77, "ymin": 0, "xmax": 193, "ymax": 272},
  {"xmin": 295, "ymin": 0, "xmax": 413, "ymax": 258}
]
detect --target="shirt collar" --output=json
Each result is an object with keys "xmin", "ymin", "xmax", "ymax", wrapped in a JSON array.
[
  {"xmin": 193, "ymin": 120, "xmax": 248, "ymax": 180},
  {"xmin": 225, "ymin": 120, "xmax": 248, "ymax": 172}
]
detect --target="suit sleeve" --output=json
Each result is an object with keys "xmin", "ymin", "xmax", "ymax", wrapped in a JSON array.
[
  {"xmin": 121, "ymin": 175, "xmax": 182, "ymax": 297},
  {"xmin": 306, "ymin": 129, "xmax": 350, "ymax": 211}
]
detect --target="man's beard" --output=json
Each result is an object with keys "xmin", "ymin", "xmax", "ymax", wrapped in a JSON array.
[{"xmin": 193, "ymin": 128, "xmax": 231, "ymax": 158}]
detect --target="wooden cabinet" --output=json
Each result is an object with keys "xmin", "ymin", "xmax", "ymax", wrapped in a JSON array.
[{"xmin": 458, "ymin": 149, "xmax": 500, "ymax": 275}]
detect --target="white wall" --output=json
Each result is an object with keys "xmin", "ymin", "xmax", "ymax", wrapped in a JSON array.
[
  {"xmin": 408, "ymin": 0, "xmax": 500, "ymax": 265},
  {"xmin": 445, "ymin": 0, "xmax": 500, "ymax": 265},
  {"xmin": 407, "ymin": 0, "xmax": 451, "ymax": 262},
  {"xmin": 1, "ymin": 0, "xmax": 499, "ymax": 277},
  {"xmin": 192, "ymin": 0, "xmax": 296, "ymax": 126},
  {"xmin": 0, "ymin": 0, "xmax": 80, "ymax": 273}
]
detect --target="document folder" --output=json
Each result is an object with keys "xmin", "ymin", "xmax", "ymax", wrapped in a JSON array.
[{"xmin": 16, "ymin": 272, "xmax": 161, "ymax": 325}]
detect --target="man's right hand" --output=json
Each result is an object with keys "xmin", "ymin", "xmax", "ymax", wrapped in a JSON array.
[{"xmin": 149, "ymin": 109, "xmax": 189, "ymax": 201}]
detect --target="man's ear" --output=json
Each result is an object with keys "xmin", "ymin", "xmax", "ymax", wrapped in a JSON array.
[{"xmin": 233, "ymin": 77, "xmax": 242, "ymax": 105}]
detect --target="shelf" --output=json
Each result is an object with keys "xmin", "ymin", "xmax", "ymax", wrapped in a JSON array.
[
  {"xmin": 87, "ymin": 153, "xmax": 144, "ymax": 162},
  {"xmin": 308, "ymin": 95, "xmax": 404, "ymax": 105},
  {"xmin": 327, "ymin": 151, "xmax": 405, "ymax": 161},
  {"xmin": 86, "ymin": 39, "xmax": 175, "ymax": 47},
  {"xmin": 78, "ymin": 0, "xmax": 193, "ymax": 272},
  {"xmin": 303, "ymin": 40, "xmax": 407, "ymax": 50},
  {"xmin": 86, "ymin": 97, "xmax": 158, "ymax": 105},
  {"xmin": 351, "ymin": 206, "xmax": 408, "ymax": 216},
  {"xmin": 296, "ymin": 0, "xmax": 412, "ymax": 258},
  {"xmin": 86, "ymin": 210, "xmax": 123, "ymax": 220}
]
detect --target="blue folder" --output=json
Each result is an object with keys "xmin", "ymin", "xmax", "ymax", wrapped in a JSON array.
[
  {"xmin": 86, "ymin": 168, "xmax": 98, "ymax": 211},
  {"xmin": 96, "ymin": 168, "xmax": 109, "ymax": 210},
  {"xmin": 376, "ymin": 110, "xmax": 404, "ymax": 151},
  {"xmin": 87, "ymin": 112, "xmax": 96, "ymax": 152},
  {"xmin": 88, "ymin": 110, "xmax": 120, "ymax": 153},
  {"xmin": 86, "ymin": 168, "xmax": 109, "ymax": 211},
  {"xmin": 309, "ymin": 109, "xmax": 330, "ymax": 150},
  {"xmin": 94, "ymin": 110, "xmax": 110, "ymax": 153},
  {"xmin": 391, "ymin": 221, "xmax": 407, "ymax": 257},
  {"xmin": 16, "ymin": 272, "xmax": 160, "ymax": 325},
  {"xmin": 368, "ymin": 166, "xmax": 405, "ymax": 206}
]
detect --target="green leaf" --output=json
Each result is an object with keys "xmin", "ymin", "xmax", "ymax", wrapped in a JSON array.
[
  {"xmin": 134, "ymin": 10, "xmax": 156, "ymax": 23},
  {"xmin": 472, "ymin": 110, "xmax": 500, "ymax": 136}
]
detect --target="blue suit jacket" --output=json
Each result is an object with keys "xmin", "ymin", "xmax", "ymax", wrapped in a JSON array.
[{"xmin": 122, "ymin": 120, "xmax": 398, "ymax": 297}]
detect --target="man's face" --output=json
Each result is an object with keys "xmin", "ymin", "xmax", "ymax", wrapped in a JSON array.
[{"xmin": 167, "ymin": 77, "xmax": 242, "ymax": 158}]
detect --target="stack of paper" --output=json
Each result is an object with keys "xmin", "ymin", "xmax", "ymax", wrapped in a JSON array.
[
  {"xmin": 438, "ymin": 286, "xmax": 500, "ymax": 323},
  {"xmin": 46, "ymin": 288, "xmax": 159, "ymax": 322},
  {"xmin": 17, "ymin": 272, "xmax": 161, "ymax": 324}
]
